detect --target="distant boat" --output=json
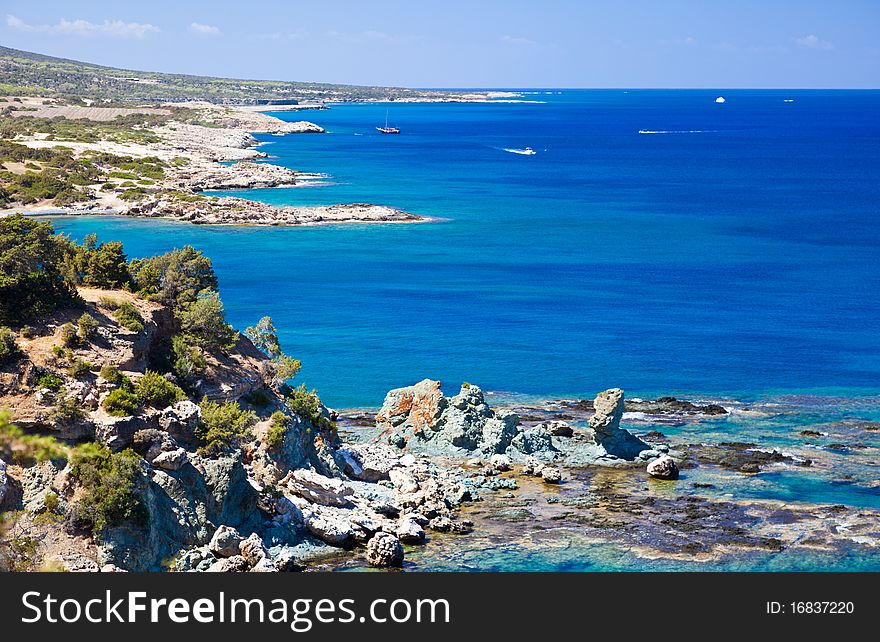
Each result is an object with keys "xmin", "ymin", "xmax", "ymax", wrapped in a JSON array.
[
  {"xmin": 783, "ymin": 99, "xmax": 794, "ymax": 103},
  {"xmin": 504, "ymin": 146, "xmax": 536, "ymax": 155},
  {"xmin": 376, "ymin": 111, "xmax": 400, "ymax": 134},
  {"xmin": 715, "ymin": 96, "xmax": 726, "ymax": 104}
]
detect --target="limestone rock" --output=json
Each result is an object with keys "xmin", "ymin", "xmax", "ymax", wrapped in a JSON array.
[
  {"xmin": 489, "ymin": 454, "xmax": 512, "ymax": 471},
  {"xmin": 540, "ymin": 420, "xmax": 573, "ymax": 437},
  {"xmin": 377, "ymin": 378, "xmax": 447, "ymax": 441},
  {"xmin": 647, "ymin": 455, "xmax": 680, "ymax": 480},
  {"xmin": 338, "ymin": 443, "xmax": 398, "ymax": 482},
  {"xmin": 206, "ymin": 555, "xmax": 250, "ymax": 572},
  {"xmin": 284, "ymin": 469, "xmax": 354, "ymax": 507},
  {"xmin": 365, "ymin": 533, "xmax": 404, "ymax": 567},
  {"xmin": 541, "ymin": 467, "xmax": 562, "ymax": 484},
  {"xmin": 159, "ymin": 401, "xmax": 202, "ymax": 443},
  {"xmin": 239, "ymin": 533, "xmax": 268, "ymax": 565},
  {"xmin": 152, "ymin": 447, "xmax": 188, "ymax": 471},
  {"xmin": 395, "ymin": 516, "xmax": 426, "ymax": 544},
  {"xmin": 209, "ymin": 525, "xmax": 243, "ymax": 558},
  {"xmin": 586, "ymin": 388, "xmax": 650, "ymax": 460}
]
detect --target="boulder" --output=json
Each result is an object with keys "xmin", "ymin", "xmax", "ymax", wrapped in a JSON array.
[
  {"xmin": 152, "ymin": 448, "xmax": 188, "ymax": 471},
  {"xmin": 540, "ymin": 420, "xmax": 573, "ymax": 437},
  {"xmin": 541, "ymin": 467, "xmax": 562, "ymax": 484},
  {"xmin": 377, "ymin": 379, "xmax": 447, "ymax": 438},
  {"xmin": 206, "ymin": 555, "xmax": 250, "ymax": 572},
  {"xmin": 647, "ymin": 455, "xmax": 680, "ymax": 480},
  {"xmin": 586, "ymin": 389, "xmax": 650, "ymax": 460},
  {"xmin": 159, "ymin": 401, "xmax": 202, "ymax": 444},
  {"xmin": 284, "ymin": 469, "xmax": 354, "ymax": 507},
  {"xmin": 302, "ymin": 510, "xmax": 355, "ymax": 547},
  {"xmin": 239, "ymin": 533, "xmax": 268, "ymax": 565},
  {"xmin": 209, "ymin": 525, "xmax": 243, "ymax": 558},
  {"xmin": 337, "ymin": 444, "xmax": 397, "ymax": 482},
  {"xmin": 489, "ymin": 454, "xmax": 512, "ymax": 472},
  {"xmin": 365, "ymin": 533, "xmax": 404, "ymax": 567},
  {"xmin": 395, "ymin": 516, "xmax": 426, "ymax": 544}
]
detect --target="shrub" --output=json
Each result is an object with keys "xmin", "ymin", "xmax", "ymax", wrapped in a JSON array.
[
  {"xmin": 243, "ymin": 387, "xmax": 273, "ymax": 408},
  {"xmin": 195, "ymin": 399, "xmax": 256, "ymax": 456},
  {"xmin": 98, "ymin": 296, "xmax": 121, "ymax": 309},
  {"xmin": 19, "ymin": 326, "xmax": 34, "ymax": 339},
  {"xmin": 245, "ymin": 316, "xmax": 301, "ymax": 385},
  {"xmin": 266, "ymin": 411, "xmax": 288, "ymax": 451},
  {"xmin": 70, "ymin": 443, "xmax": 146, "ymax": 533},
  {"xmin": 34, "ymin": 371, "xmax": 63, "ymax": 391},
  {"xmin": 99, "ymin": 364, "xmax": 121, "ymax": 384},
  {"xmin": 170, "ymin": 334, "xmax": 206, "ymax": 382},
  {"xmin": 102, "ymin": 388, "xmax": 139, "ymax": 417},
  {"xmin": 112, "ymin": 302, "xmax": 144, "ymax": 333},
  {"xmin": 49, "ymin": 395, "xmax": 85, "ymax": 426},
  {"xmin": 0, "ymin": 326, "xmax": 21, "ymax": 363},
  {"xmin": 67, "ymin": 357, "xmax": 92, "ymax": 379},
  {"xmin": 134, "ymin": 370, "xmax": 186, "ymax": 408},
  {"xmin": 59, "ymin": 322, "xmax": 78, "ymax": 347},
  {"xmin": 77, "ymin": 312, "xmax": 99, "ymax": 342},
  {"xmin": 177, "ymin": 291, "xmax": 237, "ymax": 352},
  {"xmin": 286, "ymin": 384, "xmax": 336, "ymax": 433}
]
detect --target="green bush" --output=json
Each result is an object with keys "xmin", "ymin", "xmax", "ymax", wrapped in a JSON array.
[
  {"xmin": 19, "ymin": 326, "xmax": 34, "ymax": 339},
  {"xmin": 286, "ymin": 384, "xmax": 336, "ymax": 433},
  {"xmin": 59, "ymin": 322, "xmax": 78, "ymax": 347},
  {"xmin": 243, "ymin": 387, "xmax": 273, "ymax": 407},
  {"xmin": 170, "ymin": 335, "xmax": 206, "ymax": 383},
  {"xmin": 112, "ymin": 302, "xmax": 144, "ymax": 332},
  {"xmin": 82, "ymin": 240, "xmax": 130, "ymax": 289},
  {"xmin": 48, "ymin": 395, "xmax": 85, "ymax": 426},
  {"xmin": 70, "ymin": 443, "xmax": 146, "ymax": 534},
  {"xmin": 134, "ymin": 370, "xmax": 186, "ymax": 408},
  {"xmin": 244, "ymin": 316, "xmax": 301, "ymax": 384},
  {"xmin": 35, "ymin": 371, "xmax": 63, "ymax": 391},
  {"xmin": 195, "ymin": 399, "xmax": 256, "ymax": 456},
  {"xmin": 67, "ymin": 357, "xmax": 92, "ymax": 379},
  {"xmin": 266, "ymin": 411, "xmax": 288, "ymax": 451},
  {"xmin": 99, "ymin": 364, "xmax": 121, "ymax": 384},
  {"xmin": 178, "ymin": 291, "xmax": 237, "ymax": 352},
  {"xmin": 0, "ymin": 326, "xmax": 21, "ymax": 363},
  {"xmin": 77, "ymin": 312, "xmax": 99, "ymax": 342},
  {"xmin": 102, "ymin": 388, "xmax": 139, "ymax": 417}
]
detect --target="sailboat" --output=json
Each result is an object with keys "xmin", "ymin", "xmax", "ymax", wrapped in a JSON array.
[{"xmin": 376, "ymin": 110, "xmax": 400, "ymax": 134}]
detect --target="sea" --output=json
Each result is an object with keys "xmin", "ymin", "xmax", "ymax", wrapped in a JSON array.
[{"xmin": 49, "ymin": 90, "xmax": 880, "ymax": 569}]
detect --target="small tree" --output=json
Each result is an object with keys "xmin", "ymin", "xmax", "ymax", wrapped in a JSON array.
[
  {"xmin": 77, "ymin": 312, "xmax": 99, "ymax": 342},
  {"xmin": 245, "ymin": 316, "xmax": 301, "ymax": 387},
  {"xmin": 134, "ymin": 370, "xmax": 186, "ymax": 408},
  {"xmin": 195, "ymin": 399, "xmax": 256, "ymax": 456},
  {"xmin": 178, "ymin": 291, "xmax": 237, "ymax": 352}
]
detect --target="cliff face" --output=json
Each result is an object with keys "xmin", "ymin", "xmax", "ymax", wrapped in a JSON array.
[{"xmin": 0, "ymin": 290, "xmax": 472, "ymax": 572}]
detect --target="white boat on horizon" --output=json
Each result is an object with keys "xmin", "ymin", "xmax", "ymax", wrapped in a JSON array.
[{"xmin": 505, "ymin": 146, "xmax": 536, "ymax": 155}]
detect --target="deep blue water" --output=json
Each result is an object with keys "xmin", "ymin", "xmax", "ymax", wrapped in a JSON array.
[{"xmin": 51, "ymin": 89, "xmax": 880, "ymax": 410}]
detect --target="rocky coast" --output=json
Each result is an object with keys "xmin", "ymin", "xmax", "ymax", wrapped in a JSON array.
[{"xmin": 0, "ymin": 97, "xmax": 423, "ymax": 227}]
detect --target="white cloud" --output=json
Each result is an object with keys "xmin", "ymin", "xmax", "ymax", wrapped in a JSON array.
[
  {"xmin": 795, "ymin": 34, "xmax": 834, "ymax": 50},
  {"xmin": 501, "ymin": 34, "xmax": 538, "ymax": 47},
  {"xmin": 6, "ymin": 14, "xmax": 159, "ymax": 38},
  {"xmin": 660, "ymin": 36, "xmax": 697, "ymax": 47},
  {"xmin": 189, "ymin": 22, "xmax": 221, "ymax": 36}
]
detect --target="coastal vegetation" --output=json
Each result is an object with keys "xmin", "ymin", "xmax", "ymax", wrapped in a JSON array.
[{"xmin": 0, "ymin": 44, "xmax": 478, "ymax": 105}]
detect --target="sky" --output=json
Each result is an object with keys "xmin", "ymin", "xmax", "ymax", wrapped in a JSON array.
[{"xmin": 1, "ymin": 0, "xmax": 878, "ymax": 88}]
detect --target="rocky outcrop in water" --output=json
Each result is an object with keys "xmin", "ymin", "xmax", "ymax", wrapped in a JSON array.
[
  {"xmin": 647, "ymin": 455, "xmax": 679, "ymax": 479},
  {"xmin": 377, "ymin": 380, "xmax": 555, "ymax": 459}
]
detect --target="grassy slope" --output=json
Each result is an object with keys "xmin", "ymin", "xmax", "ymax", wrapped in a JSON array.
[{"xmin": 0, "ymin": 44, "xmax": 449, "ymax": 103}]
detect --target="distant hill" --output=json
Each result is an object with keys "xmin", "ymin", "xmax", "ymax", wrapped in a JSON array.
[{"xmin": 0, "ymin": 44, "xmax": 454, "ymax": 104}]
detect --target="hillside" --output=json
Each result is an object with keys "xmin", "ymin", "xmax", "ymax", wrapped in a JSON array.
[{"xmin": 0, "ymin": 44, "xmax": 483, "ymax": 104}]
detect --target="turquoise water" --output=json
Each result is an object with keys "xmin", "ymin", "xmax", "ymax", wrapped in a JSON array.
[{"xmin": 50, "ymin": 90, "xmax": 880, "ymax": 410}]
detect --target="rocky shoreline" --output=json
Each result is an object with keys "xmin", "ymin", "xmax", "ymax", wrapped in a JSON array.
[{"xmin": 1, "ymin": 99, "xmax": 424, "ymax": 227}]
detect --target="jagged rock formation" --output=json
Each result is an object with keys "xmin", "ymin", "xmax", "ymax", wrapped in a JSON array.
[{"xmin": 376, "ymin": 380, "xmax": 555, "ymax": 459}]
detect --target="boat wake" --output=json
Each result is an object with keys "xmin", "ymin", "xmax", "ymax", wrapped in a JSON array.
[{"xmin": 638, "ymin": 129, "xmax": 719, "ymax": 135}]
